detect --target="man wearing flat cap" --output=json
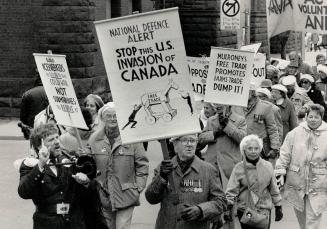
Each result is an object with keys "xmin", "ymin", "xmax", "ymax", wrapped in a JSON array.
[{"xmin": 145, "ymin": 134, "xmax": 227, "ymax": 229}]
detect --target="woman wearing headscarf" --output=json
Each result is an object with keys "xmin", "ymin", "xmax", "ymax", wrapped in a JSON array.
[
  {"xmin": 275, "ymin": 104, "xmax": 327, "ymax": 229},
  {"xmin": 225, "ymin": 135, "xmax": 283, "ymax": 229},
  {"xmin": 84, "ymin": 94, "xmax": 104, "ymax": 130}
]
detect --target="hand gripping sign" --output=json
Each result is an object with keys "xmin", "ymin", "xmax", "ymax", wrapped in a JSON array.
[
  {"xmin": 94, "ymin": 7, "xmax": 201, "ymax": 145},
  {"xmin": 33, "ymin": 53, "xmax": 88, "ymax": 130}
]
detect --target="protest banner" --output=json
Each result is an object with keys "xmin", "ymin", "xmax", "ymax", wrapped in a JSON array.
[
  {"xmin": 33, "ymin": 53, "xmax": 88, "ymax": 129},
  {"xmin": 205, "ymin": 47, "xmax": 254, "ymax": 107},
  {"xmin": 187, "ymin": 56, "xmax": 209, "ymax": 101},
  {"xmin": 266, "ymin": 0, "xmax": 294, "ymax": 37},
  {"xmin": 293, "ymin": 0, "xmax": 327, "ymax": 34},
  {"xmin": 251, "ymin": 53, "xmax": 266, "ymax": 86},
  {"xmin": 220, "ymin": 0, "xmax": 241, "ymax": 30},
  {"xmin": 240, "ymin": 43, "xmax": 262, "ymax": 53},
  {"xmin": 94, "ymin": 7, "xmax": 201, "ymax": 145}
]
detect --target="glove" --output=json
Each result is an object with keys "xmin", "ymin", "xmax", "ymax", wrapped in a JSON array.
[
  {"xmin": 181, "ymin": 205, "xmax": 202, "ymax": 221},
  {"xmin": 223, "ymin": 204, "xmax": 234, "ymax": 222},
  {"xmin": 268, "ymin": 149, "xmax": 279, "ymax": 159},
  {"xmin": 159, "ymin": 160, "xmax": 173, "ymax": 181},
  {"xmin": 275, "ymin": 206, "xmax": 283, "ymax": 221}
]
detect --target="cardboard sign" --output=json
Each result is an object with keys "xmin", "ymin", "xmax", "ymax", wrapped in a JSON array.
[
  {"xmin": 187, "ymin": 56, "xmax": 209, "ymax": 101},
  {"xmin": 220, "ymin": 0, "xmax": 241, "ymax": 30},
  {"xmin": 33, "ymin": 53, "xmax": 88, "ymax": 129},
  {"xmin": 205, "ymin": 47, "xmax": 254, "ymax": 107},
  {"xmin": 95, "ymin": 8, "xmax": 201, "ymax": 144},
  {"xmin": 251, "ymin": 53, "xmax": 266, "ymax": 87},
  {"xmin": 240, "ymin": 43, "xmax": 262, "ymax": 53}
]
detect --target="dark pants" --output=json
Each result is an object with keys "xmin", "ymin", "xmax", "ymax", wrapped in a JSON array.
[{"xmin": 237, "ymin": 210, "xmax": 271, "ymax": 229}]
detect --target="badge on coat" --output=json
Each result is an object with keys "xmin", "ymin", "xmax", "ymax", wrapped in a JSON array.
[
  {"xmin": 254, "ymin": 114, "xmax": 264, "ymax": 124},
  {"xmin": 181, "ymin": 179, "xmax": 203, "ymax": 193}
]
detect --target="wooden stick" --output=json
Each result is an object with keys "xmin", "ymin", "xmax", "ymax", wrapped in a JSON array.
[{"xmin": 159, "ymin": 139, "xmax": 179, "ymax": 205}]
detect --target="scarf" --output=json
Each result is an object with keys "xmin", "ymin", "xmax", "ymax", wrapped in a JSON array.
[{"xmin": 177, "ymin": 155, "xmax": 194, "ymax": 174}]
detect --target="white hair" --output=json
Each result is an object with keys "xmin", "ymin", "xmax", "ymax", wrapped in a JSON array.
[{"xmin": 240, "ymin": 134, "xmax": 263, "ymax": 154}]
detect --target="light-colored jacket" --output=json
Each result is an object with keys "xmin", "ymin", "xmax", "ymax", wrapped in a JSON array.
[
  {"xmin": 271, "ymin": 102, "xmax": 284, "ymax": 144},
  {"xmin": 225, "ymin": 158, "xmax": 282, "ymax": 211},
  {"xmin": 145, "ymin": 156, "xmax": 227, "ymax": 229},
  {"xmin": 89, "ymin": 130, "xmax": 149, "ymax": 211},
  {"xmin": 198, "ymin": 112, "xmax": 246, "ymax": 180},
  {"xmin": 244, "ymin": 99, "xmax": 280, "ymax": 154},
  {"xmin": 275, "ymin": 121, "xmax": 327, "ymax": 215}
]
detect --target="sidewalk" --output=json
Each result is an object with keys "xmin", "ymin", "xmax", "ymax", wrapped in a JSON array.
[{"xmin": 0, "ymin": 118, "xmax": 24, "ymax": 140}]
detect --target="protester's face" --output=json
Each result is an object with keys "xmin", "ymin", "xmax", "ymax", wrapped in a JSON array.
[
  {"xmin": 43, "ymin": 133, "xmax": 61, "ymax": 157},
  {"xmin": 289, "ymin": 54, "xmax": 299, "ymax": 67},
  {"xmin": 203, "ymin": 103, "xmax": 216, "ymax": 118},
  {"xmin": 103, "ymin": 110, "xmax": 118, "ymax": 129},
  {"xmin": 317, "ymin": 57, "xmax": 326, "ymax": 65},
  {"xmin": 256, "ymin": 92, "xmax": 269, "ymax": 101},
  {"xmin": 285, "ymin": 84, "xmax": 295, "ymax": 94},
  {"xmin": 300, "ymin": 80, "xmax": 311, "ymax": 90},
  {"xmin": 86, "ymin": 99, "xmax": 97, "ymax": 116},
  {"xmin": 244, "ymin": 140, "xmax": 261, "ymax": 160},
  {"xmin": 174, "ymin": 134, "xmax": 197, "ymax": 161},
  {"xmin": 307, "ymin": 110, "xmax": 322, "ymax": 130},
  {"xmin": 271, "ymin": 89, "xmax": 283, "ymax": 100}
]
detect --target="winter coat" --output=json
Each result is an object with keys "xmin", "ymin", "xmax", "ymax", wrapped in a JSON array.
[
  {"xmin": 18, "ymin": 157, "xmax": 92, "ymax": 229},
  {"xmin": 20, "ymin": 86, "xmax": 48, "ymax": 127},
  {"xmin": 276, "ymin": 98, "xmax": 298, "ymax": 141},
  {"xmin": 271, "ymin": 102, "xmax": 284, "ymax": 143},
  {"xmin": 145, "ymin": 156, "xmax": 227, "ymax": 229},
  {"xmin": 244, "ymin": 99, "xmax": 280, "ymax": 155},
  {"xmin": 198, "ymin": 112, "xmax": 246, "ymax": 180},
  {"xmin": 306, "ymin": 85, "xmax": 326, "ymax": 108},
  {"xmin": 89, "ymin": 131, "xmax": 149, "ymax": 211},
  {"xmin": 275, "ymin": 121, "xmax": 327, "ymax": 215},
  {"xmin": 225, "ymin": 158, "xmax": 282, "ymax": 211}
]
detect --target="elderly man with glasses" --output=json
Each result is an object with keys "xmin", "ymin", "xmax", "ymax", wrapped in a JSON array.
[{"xmin": 145, "ymin": 134, "xmax": 227, "ymax": 229}]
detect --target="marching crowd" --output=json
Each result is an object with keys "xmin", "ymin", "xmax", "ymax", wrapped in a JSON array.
[{"xmin": 15, "ymin": 51, "xmax": 327, "ymax": 229}]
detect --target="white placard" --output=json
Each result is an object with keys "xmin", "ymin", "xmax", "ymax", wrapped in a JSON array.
[
  {"xmin": 95, "ymin": 8, "xmax": 201, "ymax": 144},
  {"xmin": 34, "ymin": 53, "xmax": 88, "ymax": 129},
  {"xmin": 205, "ymin": 47, "xmax": 254, "ymax": 107}
]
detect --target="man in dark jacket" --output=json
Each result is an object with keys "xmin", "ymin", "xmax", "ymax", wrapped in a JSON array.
[
  {"xmin": 20, "ymin": 74, "xmax": 48, "ymax": 128},
  {"xmin": 17, "ymin": 123, "xmax": 100, "ymax": 229},
  {"xmin": 145, "ymin": 134, "xmax": 227, "ymax": 229}
]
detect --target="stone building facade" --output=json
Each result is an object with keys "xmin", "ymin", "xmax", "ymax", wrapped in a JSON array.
[{"xmin": 0, "ymin": 0, "xmax": 298, "ymax": 117}]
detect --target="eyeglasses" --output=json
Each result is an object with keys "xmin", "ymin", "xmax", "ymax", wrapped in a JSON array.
[
  {"xmin": 301, "ymin": 80, "xmax": 310, "ymax": 84},
  {"xmin": 178, "ymin": 138, "xmax": 198, "ymax": 145}
]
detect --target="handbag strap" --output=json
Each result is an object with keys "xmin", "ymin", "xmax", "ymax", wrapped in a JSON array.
[{"xmin": 242, "ymin": 156, "xmax": 256, "ymax": 208}]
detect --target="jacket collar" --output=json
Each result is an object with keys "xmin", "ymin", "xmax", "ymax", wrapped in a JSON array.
[
  {"xmin": 104, "ymin": 135, "xmax": 122, "ymax": 152},
  {"xmin": 172, "ymin": 155, "xmax": 200, "ymax": 177},
  {"xmin": 300, "ymin": 121, "xmax": 327, "ymax": 131}
]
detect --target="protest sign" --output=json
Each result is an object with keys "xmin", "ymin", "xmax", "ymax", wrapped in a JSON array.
[
  {"xmin": 251, "ymin": 53, "xmax": 266, "ymax": 87},
  {"xmin": 293, "ymin": 0, "xmax": 327, "ymax": 34},
  {"xmin": 94, "ymin": 7, "xmax": 201, "ymax": 145},
  {"xmin": 33, "ymin": 53, "xmax": 88, "ymax": 129},
  {"xmin": 270, "ymin": 57, "xmax": 290, "ymax": 71},
  {"xmin": 240, "ymin": 43, "xmax": 262, "ymax": 53},
  {"xmin": 220, "ymin": 0, "xmax": 241, "ymax": 30},
  {"xmin": 205, "ymin": 47, "xmax": 254, "ymax": 107},
  {"xmin": 187, "ymin": 56, "xmax": 209, "ymax": 101},
  {"xmin": 266, "ymin": 0, "xmax": 294, "ymax": 37}
]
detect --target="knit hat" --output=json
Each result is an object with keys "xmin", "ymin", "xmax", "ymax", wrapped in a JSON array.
[
  {"xmin": 300, "ymin": 74, "xmax": 314, "ymax": 83},
  {"xmin": 271, "ymin": 84, "xmax": 288, "ymax": 94},
  {"xmin": 281, "ymin": 75, "xmax": 296, "ymax": 86},
  {"xmin": 260, "ymin": 79, "xmax": 272, "ymax": 88},
  {"xmin": 249, "ymin": 82, "xmax": 257, "ymax": 91},
  {"xmin": 84, "ymin": 94, "xmax": 104, "ymax": 111},
  {"xmin": 98, "ymin": 102, "xmax": 115, "ymax": 121},
  {"xmin": 256, "ymin": 88, "xmax": 272, "ymax": 99}
]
